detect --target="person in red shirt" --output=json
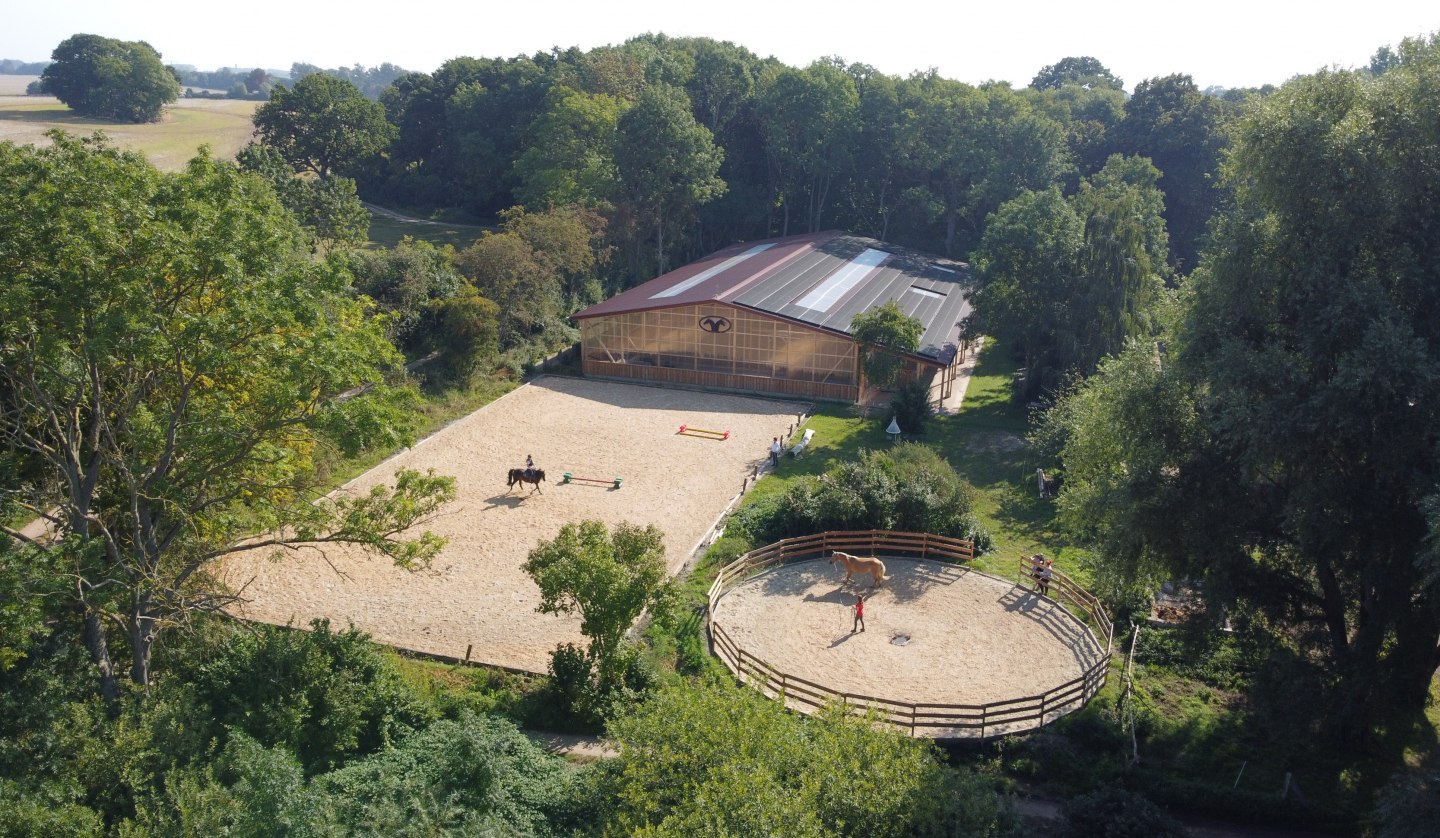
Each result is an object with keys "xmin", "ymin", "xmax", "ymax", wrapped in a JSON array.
[{"xmin": 852, "ymin": 594, "xmax": 865, "ymax": 633}]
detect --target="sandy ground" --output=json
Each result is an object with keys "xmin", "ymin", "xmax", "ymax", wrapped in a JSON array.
[
  {"xmin": 222, "ymin": 377, "xmax": 807, "ymax": 673},
  {"xmin": 711, "ymin": 558, "xmax": 1107, "ymax": 731}
]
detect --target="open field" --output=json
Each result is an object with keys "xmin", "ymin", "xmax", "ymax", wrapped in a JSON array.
[
  {"xmin": 0, "ymin": 75, "xmax": 38, "ymax": 95},
  {"xmin": 0, "ymin": 84, "xmax": 257, "ymax": 171},
  {"xmin": 222, "ymin": 377, "xmax": 808, "ymax": 674}
]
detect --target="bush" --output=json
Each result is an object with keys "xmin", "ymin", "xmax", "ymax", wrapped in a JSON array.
[
  {"xmin": 188, "ymin": 620, "xmax": 433, "ymax": 774},
  {"xmin": 1061, "ymin": 786, "xmax": 1185, "ymax": 837},
  {"xmin": 725, "ymin": 493, "xmax": 787, "ymax": 545},
  {"xmin": 888, "ymin": 379, "xmax": 932, "ymax": 436},
  {"xmin": 319, "ymin": 713, "xmax": 567, "ymax": 835},
  {"xmin": 768, "ymin": 445, "xmax": 984, "ymax": 544}
]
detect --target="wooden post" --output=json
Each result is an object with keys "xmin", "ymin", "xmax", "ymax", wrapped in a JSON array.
[{"xmin": 464, "ymin": 644, "xmax": 472, "ymax": 664}]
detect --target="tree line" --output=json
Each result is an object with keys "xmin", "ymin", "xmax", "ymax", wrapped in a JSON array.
[{"xmin": 346, "ymin": 35, "xmax": 1243, "ymax": 285}]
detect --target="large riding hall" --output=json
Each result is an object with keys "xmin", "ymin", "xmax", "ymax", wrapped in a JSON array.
[{"xmin": 573, "ymin": 231, "xmax": 972, "ymax": 404}]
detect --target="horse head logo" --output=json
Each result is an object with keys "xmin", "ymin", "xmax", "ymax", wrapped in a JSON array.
[{"xmin": 699, "ymin": 316, "xmax": 732, "ymax": 334}]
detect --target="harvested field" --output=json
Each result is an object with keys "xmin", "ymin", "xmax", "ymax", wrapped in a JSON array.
[
  {"xmin": 222, "ymin": 377, "xmax": 808, "ymax": 673},
  {"xmin": 711, "ymin": 558, "xmax": 1108, "ymax": 736},
  {"xmin": 0, "ymin": 93, "xmax": 258, "ymax": 170}
]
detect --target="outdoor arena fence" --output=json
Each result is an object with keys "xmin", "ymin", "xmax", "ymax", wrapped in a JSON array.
[{"xmin": 705, "ymin": 531, "xmax": 1114, "ymax": 739}]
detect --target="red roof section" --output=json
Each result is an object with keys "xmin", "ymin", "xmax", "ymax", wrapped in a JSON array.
[{"xmin": 572, "ymin": 230, "xmax": 842, "ymax": 319}]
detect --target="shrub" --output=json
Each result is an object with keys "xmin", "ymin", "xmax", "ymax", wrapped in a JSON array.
[
  {"xmin": 888, "ymin": 379, "xmax": 932, "ymax": 436},
  {"xmin": 1061, "ymin": 786, "xmax": 1185, "ymax": 837},
  {"xmin": 189, "ymin": 620, "xmax": 433, "ymax": 774},
  {"xmin": 768, "ymin": 445, "xmax": 984, "ymax": 545}
]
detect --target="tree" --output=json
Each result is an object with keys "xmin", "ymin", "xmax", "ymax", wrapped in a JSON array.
[
  {"xmin": 1031, "ymin": 56, "xmax": 1124, "ymax": 92},
  {"xmin": 453, "ymin": 231, "xmax": 556, "ymax": 350},
  {"xmin": 512, "ymin": 86, "xmax": 624, "ymax": 209},
  {"xmin": 344, "ymin": 238, "xmax": 466, "ymax": 353},
  {"xmin": 0, "ymin": 134, "xmax": 454, "ymax": 698},
  {"xmin": 966, "ymin": 156, "xmax": 1168, "ymax": 400},
  {"xmin": 614, "ymin": 84, "xmax": 726, "ymax": 275},
  {"xmin": 850, "ymin": 300, "xmax": 922, "ymax": 390},
  {"xmin": 756, "ymin": 60, "xmax": 859, "ymax": 235},
  {"xmin": 907, "ymin": 76, "xmax": 1070, "ymax": 256},
  {"xmin": 253, "ymin": 73, "xmax": 395, "ymax": 179},
  {"xmin": 1032, "ymin": 82, "xmax": 1126, "ymax": 177},
  {"xmin": 237, "ymin": 143, "xmax": 369, "ymax": 249},
  {"xmin": 522, "ymin": 520, "xmax": 669, "ymax": 682},
  {"xmin": 40, "ymin": 34, "xmax": 179, "ymax": 123},
  {"xmin": 1111, "ymin": 73, "xmax": 1225, "ymax": 271},
  {"xmin": 422, "ymin": 284, "xmax": 500, "ymax": 380},
  {"xmin": 601, "ymin": 679, "xmax": 1016, "ymax": 836},
  {"xmin": 245, "ymin": 68, "xmax": 269, "ymax": 95},
  {"xmin": 1044, "ymin": 41, "xmax": 1440, "ymax": 745},
  {"xmin": 966, "ymin": 187, "xmax": 1081, "ymax": 396}
]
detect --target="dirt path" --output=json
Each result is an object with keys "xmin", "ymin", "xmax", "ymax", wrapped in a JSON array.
[{"xmin": 361, "ymin": 201, "xmax": 492, "ymax": 231}]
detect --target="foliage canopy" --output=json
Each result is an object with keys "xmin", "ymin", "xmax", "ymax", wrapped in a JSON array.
[{"xmin": 41, "ymin": 33, "xmax": 180, "ymax": 123}]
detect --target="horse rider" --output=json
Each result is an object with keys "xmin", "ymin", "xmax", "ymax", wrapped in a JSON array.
[{"xmin": 525, "ymin": 454, "xmax": 535, "ymax": 482}]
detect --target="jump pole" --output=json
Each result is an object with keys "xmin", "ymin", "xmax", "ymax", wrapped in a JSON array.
[
  {"xmin": 562, "ymin": 471, "xmax": 623, "ymax": 489},
  {"xmin": 678, "ymin": 423, "xmax": 730, "ymax": 440}
]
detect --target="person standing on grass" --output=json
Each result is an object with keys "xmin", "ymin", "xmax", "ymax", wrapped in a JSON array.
[
  {"xmin": 769, "ymin": 437, "xmax": 782, "ymax": 468},
  {"xmin": 852, "ymin": 594, "xmax": 865, "ymax": 633}
]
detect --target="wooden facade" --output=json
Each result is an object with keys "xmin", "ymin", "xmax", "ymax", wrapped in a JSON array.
[{"xmin": 580, "ymin": 302, "xmax": 864, "ymax": 402}]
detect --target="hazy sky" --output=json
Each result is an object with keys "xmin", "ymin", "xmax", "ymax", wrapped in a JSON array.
[{"xmin": 4, "ymin": 0, "xmax": 1437, "ymax": 90}]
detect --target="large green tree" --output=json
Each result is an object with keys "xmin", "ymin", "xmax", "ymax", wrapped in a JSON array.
[
  {"xmin": 522, "ymin": 519, "xmax": 669, "ymax": 681},
  {"xmin": 512, "ymin": 86, "xmax": 625, "ymax": 209},
  {"xmin": 0, "ymin": 134, "xmax": 454, "ymax": 698},
  {"xmin": 1030, "ymin": 56, "xmax": 1124, "ymax": 92},
  {"xmin": 253, "ymin": 73, "xmax": 396, "ymax": 179},
  {"xmin": 967, "ymin": 155, "xmax": 1168, "ymax": 399},
  {"xmin": 40, "ymin": 33, "xmax": 180, "ymax": 123},
  {"xmin": 614, "ymin": 84, "xmax": 726, "ymax": 275},
  {"xmin": 756, "ymin": 60, "xmax": 859, "ymax": 235},
  {"xmin": 1044, "ymin": 36, "xmax": 1440, "ymax": 744},
  {"xmin": 1110, "ymin": 73, "xmax": 1226, "ymax": 271},
  {"xmin": 236, "ymin": 142, "xmax": 369, "ymax": 248}
]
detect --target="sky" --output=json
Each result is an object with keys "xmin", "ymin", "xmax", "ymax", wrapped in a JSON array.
[{"xmin": 4, "ymin": 0, "xmax": 1437, "ymax": 91}]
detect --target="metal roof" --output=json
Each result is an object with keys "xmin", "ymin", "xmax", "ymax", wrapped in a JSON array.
[{"xmin": 573, "ymin": 231, "xmax": 971, "ymax": 366}]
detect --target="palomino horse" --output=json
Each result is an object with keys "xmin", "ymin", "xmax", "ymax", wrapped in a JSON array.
[
  {"xmin": 506, "ymin": 468, "xmax": 546, "ymax": 494},
  {"xmin": 829, "ymin": 551, "xmax": 887, "ymax": 588}
]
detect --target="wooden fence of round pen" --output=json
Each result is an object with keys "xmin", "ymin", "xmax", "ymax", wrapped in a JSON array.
[{"xmin": 706, "ymin": 531, "xmax": 1115, "ymax": 739}]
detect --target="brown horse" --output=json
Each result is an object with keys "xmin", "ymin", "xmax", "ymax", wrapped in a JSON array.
[
  {"xmin": 829, "ymin": 551, "xmax": 887, "ymax": 588},
  {"xmin": 507, "ymin": 468, "xmax": 546, "ymax": 494}
]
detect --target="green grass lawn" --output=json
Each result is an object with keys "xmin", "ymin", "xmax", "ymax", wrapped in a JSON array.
[{"xmin": 365, "ymin": 207, "xmax": 491, "ymax": 250}]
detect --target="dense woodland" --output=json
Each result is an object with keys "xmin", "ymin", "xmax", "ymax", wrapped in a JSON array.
[{"xmin": 3, "ymin": 27, "xmax": 1440, "ymax": 836}]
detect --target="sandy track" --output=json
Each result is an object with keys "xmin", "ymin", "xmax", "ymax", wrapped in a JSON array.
[
  {"xmin": 711, "ymin": 559, "xmax": 1107, "ymax": 726},
  {"xmin": 222, "ymin": 377, "xmax": 807, "ymax": 673}
]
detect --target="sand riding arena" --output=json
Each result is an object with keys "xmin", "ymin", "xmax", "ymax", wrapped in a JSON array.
[
  {"xmin": 222, "ymin": 376, "xmax": 808, "ymax": 674},
  {"xmin": 708, "ymin": 532, "xmax": 1114, "ymax": 739}
]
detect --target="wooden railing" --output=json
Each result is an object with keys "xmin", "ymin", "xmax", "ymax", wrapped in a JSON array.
[
  {"xmin": 1014, "ymin": 557, "xmax": 1114, "ymax": 653},
  {"xmin": 706, "ymin": 531, "xmax": 1113, "ymax": 739}
]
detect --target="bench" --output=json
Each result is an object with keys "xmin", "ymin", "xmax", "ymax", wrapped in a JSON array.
[{"xmin": 789, "ymin": 428, "xmax": 815, "ymax": 458}]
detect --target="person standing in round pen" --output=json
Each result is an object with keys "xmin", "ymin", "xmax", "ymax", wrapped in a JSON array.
[{"xmin": 852, "ymin": 594, "xmax": 865, "ymax": 633}]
